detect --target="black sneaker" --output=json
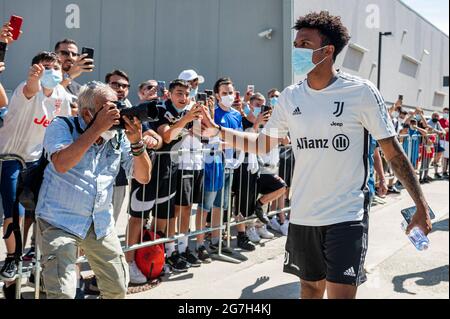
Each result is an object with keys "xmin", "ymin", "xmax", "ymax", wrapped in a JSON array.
[
  {"xmin": 254, "ymin": 200, "xmax": 270, "ymax": 225},
  {"xmin": 196, "ymin": 246, "xmax": 212, "ymax": 264},
  {"xmin": 443, "ymin": 172, "xmax": 449, "ymax": 179},
  {"xmin": 181, "ymin": 248, "xmax": 201, "ymax": 268},
  {"xmin": 435, "ymin": 173, "xmax": 443, "ymax": 179},
  {"xmin": 237, "ymin": 234, "xmax": 256, "ymax": 251},
  {"xmin": 0, "ymin": 257, "xmax": 17, "ymax": 281},
  {"xmin": 166, "ymin": 252, "xmax": 188, "ymax": 273},
  {"xmin": 387, "ymin": 186, "xmax": 401, "ymax": 194}
]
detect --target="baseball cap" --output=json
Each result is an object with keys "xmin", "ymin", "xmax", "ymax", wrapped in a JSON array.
[{"xmin": 178, "ymin": 69, "xmax": 205, "ymax": 84}]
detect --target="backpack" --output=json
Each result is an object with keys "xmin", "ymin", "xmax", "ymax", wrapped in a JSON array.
[
  {"xmin": 18, "ymin": 117, "xmax": 82, "ymax": 211},
  {"xmin": 134, "ymin": 229, "xmax": 165, "ymax": 280}
]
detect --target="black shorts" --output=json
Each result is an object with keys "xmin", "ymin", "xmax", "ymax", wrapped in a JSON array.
[
  {"xmin": 284, "ymin": 213, "xmax": 369, "ymax": 286},
  {"xmin": 232, "ymin": 163, "xmax": 258, "ymax": 218},
  {"xmin": 174, "ymin": 169, "xmax": 204, "ymax": 207},
  {"xmin": 258, "ymin": 174, "xmax": 286, "ymax": 195},
  {"xmin": 129, "ymin": 158, "xmax": 177, "ymax": 219}
]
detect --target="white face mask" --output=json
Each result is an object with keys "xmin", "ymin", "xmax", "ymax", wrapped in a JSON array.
[
  {"xmin": 101, "ymin": 130, "xmax": 117, "ymax": 142},
  {"xmin": 392, "ymin": 111, "xmax": 399, "ymax": 119},
  {"xmin": 221, "ymin": 94, "xmax": 235, "ymax": 108}
]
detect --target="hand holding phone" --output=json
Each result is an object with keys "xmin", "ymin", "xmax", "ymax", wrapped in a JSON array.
[
  {"xmin": 197, "ymin": 92, "xmax": 207, "ymax": 105},
  {"xmin": 0, "ymin": 43, "xmax": 6, "ymax": 63},
  {"xmin": 81, "ymin": 47, "xmax": 94, "ymax": 65},
  {"xmin": 247, "ymin": 85, "xmax": 255, "ymax": 94},
  {"xmin": 157, "ymin": 81, "xmax": 166, "ymax": 98},
  {"xmin": 261, "ymin": 105, "xmax": 273, "ymax": 114},
  {"xmin": 234, "ymin": 91, "xmax": 241, "ymax": 102},
  {"xmin": 9, "ymin": 16, "xmax": 23, "ymax": 41}
]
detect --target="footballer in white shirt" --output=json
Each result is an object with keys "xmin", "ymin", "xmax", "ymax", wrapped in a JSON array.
[{"xmin": 200, "ymin": 11, "xmax": 432, "ymax": 299}]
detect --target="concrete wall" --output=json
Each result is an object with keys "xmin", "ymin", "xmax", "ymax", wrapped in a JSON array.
[
  {"xmin": 293, "ymin": 0, "xmax": 449, "ymax": 111},
  {"xmin": 0, "ymin": 0, "xmax": 284, "ymax": 104},
  {"xmin": 1, "ymin": 0, "xmax": 448, "ymax": 111}
]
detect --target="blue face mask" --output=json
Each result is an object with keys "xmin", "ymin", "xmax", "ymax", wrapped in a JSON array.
[
  {"xmin": 243, "ymin": 104, "xmax": 251, "ymax": 116},
  {"xmin": 292, "ymin": 46, "xmax": 329, "ymax": 77},
  {"xmin": 41, "ymin": 69, "xmax": 63, "ymax": 89},
  {"xmin": 270, "ymin": 97, "xmax": 279, "ymax": 107},
  {"xmin": 190, "ymin": 87, "xmax": 198, "ymax": 99},
  {"xmin": 253, "ymin": 106, "xmax": 261, "ymax": 118}
]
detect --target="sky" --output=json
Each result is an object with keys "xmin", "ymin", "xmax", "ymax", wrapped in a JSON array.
[{"xmin": 401, "ymin": 0, "xmax": 449, "ymax": 35}]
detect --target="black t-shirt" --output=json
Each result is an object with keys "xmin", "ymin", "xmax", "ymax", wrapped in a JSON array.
[
  {"xmin": 152, "ymin": 100, "xmax": 192, "ymax": 178},
  {"xmin": 156, "ymin": 100, "xmax": 191, "ymax": 152}
]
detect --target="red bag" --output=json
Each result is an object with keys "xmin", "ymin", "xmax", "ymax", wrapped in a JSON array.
[{"xmin": 135, "ymin": 229, "xmax": 165, "ymax": 280}]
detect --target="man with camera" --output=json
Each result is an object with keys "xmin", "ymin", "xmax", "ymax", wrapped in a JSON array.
[
  {"xmin": 55, "ymin": 39, "xmax": 94, "ymax": 97},
  {"xmin": 35, "ymin": 81, "xmax": 152, "ymax": 299}
]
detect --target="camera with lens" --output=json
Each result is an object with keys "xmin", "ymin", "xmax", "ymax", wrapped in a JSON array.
[{"xmin": 112, "ymin": 100, "xmax": 159, "ymax": 130}]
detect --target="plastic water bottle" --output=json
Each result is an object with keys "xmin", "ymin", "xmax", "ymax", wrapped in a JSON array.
[{"xmin": 401, "ymin": 220, "xmax": 430, "ymax": 251}]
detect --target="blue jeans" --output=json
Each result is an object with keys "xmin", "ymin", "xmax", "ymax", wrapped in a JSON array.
[
  {"xmin": 198, "ymin": 172, "xmax": 232, "ymax": 213},
  {"xmin": 0, "ymin": 160, "xmax": 39, "ymax": 220}
]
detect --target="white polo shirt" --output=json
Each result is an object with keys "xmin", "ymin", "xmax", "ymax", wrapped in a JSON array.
[
  {"xmin": 0, "ymin": 82, "xmax": 72, "ymax": 162},
  {"xmin": 263, "ymin": 72, "xmax": 396, "ymax": 226}
]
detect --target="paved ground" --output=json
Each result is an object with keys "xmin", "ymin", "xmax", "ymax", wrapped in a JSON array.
[{"xmin": 1, "ymin": 179, "xmax": 448, "ymax": 299}]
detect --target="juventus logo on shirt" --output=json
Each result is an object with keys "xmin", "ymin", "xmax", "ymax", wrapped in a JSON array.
[{"xmin": 333, "ymin": 101, "xmax": 344, "ymax": 117}]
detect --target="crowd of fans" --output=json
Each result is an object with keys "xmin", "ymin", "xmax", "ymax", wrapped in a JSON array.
[{"xmin": 0, "ymin": 18, "xmax": 448, "ymax": 299}]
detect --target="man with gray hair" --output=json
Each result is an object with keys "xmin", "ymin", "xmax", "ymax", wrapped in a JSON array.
[{"xmin": 35, "ymin": 81, "xmax": 152, "ymax": 299}]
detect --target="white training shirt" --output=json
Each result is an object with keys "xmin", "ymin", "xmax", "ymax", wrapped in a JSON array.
[
  {"xmin": 263, "ymin": 72, "xmax": 396, "ymax": 226},
  {"xmin": 0, "ymin": 82, "xmax": 72, "ymax": 162}
]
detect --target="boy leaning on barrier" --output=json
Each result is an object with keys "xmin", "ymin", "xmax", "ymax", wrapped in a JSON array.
[
  {"xmin": 35, "ymin": 81, "xmax": 152, "ymax": 299},
  {"xmin": 147, "ymin": 79, "xmax": 203, "ymax": 273}
]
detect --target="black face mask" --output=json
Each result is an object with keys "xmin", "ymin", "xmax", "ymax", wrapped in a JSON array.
[{"xmin": 432, "ymin": 118, "xmax": 439, "ymax": 123}]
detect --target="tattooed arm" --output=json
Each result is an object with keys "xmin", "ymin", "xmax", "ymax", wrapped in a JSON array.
[{"xmin": 378, "ymin": 136, "xmax": 432, "ymax": 235}]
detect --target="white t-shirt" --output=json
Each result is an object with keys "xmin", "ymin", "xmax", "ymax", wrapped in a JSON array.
[
  {"xmin": 0, "ymin": 82, "xmax": 72, "ymax": 162},
  {"xmin": 263, "ymin": 72, "xmax": 396, "ymax": 226}
]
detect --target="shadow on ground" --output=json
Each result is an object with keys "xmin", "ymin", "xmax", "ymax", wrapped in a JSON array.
[
  {"xmin": 431, "ymin": 218, "xmax": 448, "ymax": 233},
  {"xmin": 240, "ymin": 276, "xmax": 300, "ymax": 299},
  {"xmin": 392, "ymin": 265, "xmax": 449, "ymax": 295}
]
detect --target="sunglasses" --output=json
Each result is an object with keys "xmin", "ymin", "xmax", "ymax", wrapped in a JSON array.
[
  {"xmin": 57, "ymin": 50, "xmax": 81, "ymax": 58},
  {"xmin": 110, "ymin": 82, "xmax": 130, "ymax": 90}
]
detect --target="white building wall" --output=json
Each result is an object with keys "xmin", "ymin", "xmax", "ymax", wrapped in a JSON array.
[{"xmin": 292, "ymin": 0, "xmax": 449, "ymax": 111}]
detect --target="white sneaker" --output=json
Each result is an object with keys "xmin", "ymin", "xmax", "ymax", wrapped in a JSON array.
[
  {"xmin": 280, "ymin": 221, "xmax": 289, "ymax": 236},
  {"xmin": 269, "ymin": 218, "xmax": 282, "ymax": 233},
  {"xmin": 257, "ymin": 225, "xmax": 274, "ymax": 239},
  {"xmin": 129, "ymin": 261, "xmax": 147, "ymax": 284},
  {"xmin": 246, "ymin": 227, "xmax": 261, "ymax": 243}
]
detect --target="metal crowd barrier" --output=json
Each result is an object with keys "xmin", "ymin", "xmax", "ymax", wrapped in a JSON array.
[{"xmin": 5, "ymin": 134, "xmax": 448, "ymax": 299}]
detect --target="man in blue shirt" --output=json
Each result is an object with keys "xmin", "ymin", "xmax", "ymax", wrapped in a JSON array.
[{"xmin": 35, "ymin": 81, "xmax": 152, "ymax": 299}]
